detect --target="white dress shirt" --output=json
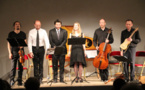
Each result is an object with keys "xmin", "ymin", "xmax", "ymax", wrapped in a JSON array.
[{"xmin": 28, "ymin": 28, "xmax": 49, "ymax": 53}]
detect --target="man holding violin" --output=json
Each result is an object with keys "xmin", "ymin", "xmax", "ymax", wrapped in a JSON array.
[
  {"xmin": 93, "ymin": 19, "xmax": 114, "ymax": 82},
  {"xmin": 7, "ymin": 21, "xmax": 27, "ymax": 86}
]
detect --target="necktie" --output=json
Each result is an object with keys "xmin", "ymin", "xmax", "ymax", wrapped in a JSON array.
[
  {"xmin": 36, "ymin": 30, "xmax": 39, "ymax": 49},
  {"xmin": 57, "ymin": 30, "xmax": 60, "ymax": 39}
]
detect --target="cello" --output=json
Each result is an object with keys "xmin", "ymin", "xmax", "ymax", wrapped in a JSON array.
[{"xmin": 93, "ymin": 28, "xmax": 112, "ymax": 70}]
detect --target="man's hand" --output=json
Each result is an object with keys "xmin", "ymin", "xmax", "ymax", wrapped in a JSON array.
[
  {"xmin": 30, "ymin": 52, "xmax": 34, "ymax": 58},
  {"xmin": 96, "ymin": 46, "xmax": 99, "ymax": 50},
  {"xmin": 54, "ymin": 46, "xmax": 56, "ymax": 49},
  {"xmin": 84, "ymin": 51, "xmax": 87, "ymax": 57},
  {"xmin": 127, "ymin": 37, "xmax": 132, "ymax": 41},
  {"xmin": 67, "ymin": 51, "xmax": 71, "ymax": 57},
  {"xmin": 105, "ymin": 39, "xmax": 109, "ymax": 43},
  {"xmin": 9, "ymin": 53, "xmax": 13, "ymax": 59},
  {"xmin": 19, "ymin": 47, "xmax": 23, "ymax": 49}
]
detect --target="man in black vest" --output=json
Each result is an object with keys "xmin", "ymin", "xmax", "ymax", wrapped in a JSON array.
[{"xmin": 49, "ymin": 19, "xmax": 68, "ymax": 83}]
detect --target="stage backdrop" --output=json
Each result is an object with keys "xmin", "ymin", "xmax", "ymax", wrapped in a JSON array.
[{"xmin": 0, "ymin": 0, "xmax": 145, "ymax": 79}]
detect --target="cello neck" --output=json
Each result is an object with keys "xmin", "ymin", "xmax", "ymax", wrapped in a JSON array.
[{"xmin": 103, "ymin": 33, "xmax": 110, "ymax": 51}]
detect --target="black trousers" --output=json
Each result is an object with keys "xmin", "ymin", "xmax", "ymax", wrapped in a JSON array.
[
  {"xmin": 99, "ymin": 68, "xmax": 108, "ymax": 81},
  {"xmin": 32, "ymin": 46, "xmax": 45, "ymax": 80},
  {"xmin": 97, "ymin": 51, "xmax": 109, "ymax": 81},
  {"xmin": 52, "ymin": 55, "xmax": 65, "ymax": 81},
  {"xmin": 123, "ymin": 47, "xmax": 136, "ymax": 80},
  {"xmin": 10, "ymin": 48, "xmax": 23, "ymax": 81}
]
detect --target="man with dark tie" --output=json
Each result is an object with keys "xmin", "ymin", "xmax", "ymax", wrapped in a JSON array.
[
  {"xmin": 49, "ymin": 19, "xmax": 67, "ymax": 83},
  {"xmin": 28, "ymin": 20, "xmax": 49, "ymax": 83}
]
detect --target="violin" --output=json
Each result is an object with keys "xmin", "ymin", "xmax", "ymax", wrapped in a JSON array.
[
  {"xmin": 18, "ymin": 48, "xmax": 25, "ymax": 66},
  {"xmin": 93, "ymin": 28, "xmax": 112, "ymax": 70},
  {"xmin": 105, "ymin": 72, "xmax": 124, "ymax": 84}
]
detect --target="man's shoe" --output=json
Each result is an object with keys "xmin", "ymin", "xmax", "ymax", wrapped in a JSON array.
[
  {"xmin": 10, "ymin": 80, "xmax": 15, "ymax": 86},
  {"xmin": 130, "ymin": 77, "xmax": 134, "ymax": 81},
  {"xmin": 53, "ymin": 79, "xmax": 57, "ymax": 83},
  {"xmin": 60, "ymin": 80, "xmax": 65, "ymax": 83},
  {"xmin": 125, "ymin": 79, "xmax": 129, "ymax": 83},
  {"xmin": 40, "ymin": 79, "xmax": 43, "ymax": 84},
  {"xmin": 17, "ymin": 79, "xmax": 23, "ymax": 86},
  {"xmin": 17, "ymin": 81, "xmax": 23, "ymax": 86}
]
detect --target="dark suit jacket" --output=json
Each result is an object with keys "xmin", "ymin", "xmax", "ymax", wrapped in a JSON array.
[{"xmin": 49, "ymin": 28, "xmax": 68, "ymax": 54}]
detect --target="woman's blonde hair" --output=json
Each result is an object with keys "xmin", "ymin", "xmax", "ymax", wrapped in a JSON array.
[{"xmin": 72, "ymin": 22, "xmax": 82, "ymax": 36}]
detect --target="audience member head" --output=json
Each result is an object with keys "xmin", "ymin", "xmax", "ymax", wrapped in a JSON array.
[
  {"xmin": 24, "ymin": 77, "xmax": 40, "ymax": 90},
  {"xmin": 121, "ymin": 82, "xmax": 143, "ymax": 90},
  {"xmin": 0, "ymin": 78, "xmax": 11, "ymax": 90},
  {"xmin": 113, "ymin": 78, "xmax": 126, "ymax": 90},
  {"xmin": 141, "ymin": 84, "xmax": 145, "ymax": 90}
]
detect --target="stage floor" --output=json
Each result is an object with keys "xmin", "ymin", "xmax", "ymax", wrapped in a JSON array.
[{"xmin": 12, "ymin": 76, "xmax": 113, "ymax": 90}]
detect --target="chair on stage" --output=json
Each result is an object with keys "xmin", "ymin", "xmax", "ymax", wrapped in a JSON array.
[
  {"xmin": 109, "ymin": 51, "xmax": 122, "ymax": 77},
  {"xmin": 27, "ymin": 54, "xmax": 33, "ymax": 78},
  {"xmin": 134, "ymin": 51, "xmax": 145, "ymax": 80},
  {"xmin": 46, "ymin": 55, "xmax": 53, "ymax": 80}
]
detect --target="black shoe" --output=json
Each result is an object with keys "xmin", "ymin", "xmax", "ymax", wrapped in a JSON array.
[
  {"xmin": 125, "ymin": 79, "xmax": 129, "ymax": 82},
  {"xmin": 60, "ymin": 80, "xmax": 65, "ymax": 83},
  {"xmin": 75, "ymin": 77, "xmax": 79, "ymax": 83},
  {"xmin": 39, "ymin": 79, "xmax": 43, "ymax": 84},
  {"xmin": 79, "ymin": 77, "xmax": 83, "ymax": 83},
  {"xmin": 130, "ymin": 77, "xmax": 134, "ymax": 81},
  {"xmin": 17, "ymin": 81, "xmax": 23, "ymax": 86},
  {"xmin": 53, "ymin": 79, "xmax": 57, "ymax": 83},
  {"xmin": 17, "ymin": 79, "xmax": 23, "ymax": 86},
  {"xmin": 10, "ymin": 80, "xmax": 15, "ymax": 86}
]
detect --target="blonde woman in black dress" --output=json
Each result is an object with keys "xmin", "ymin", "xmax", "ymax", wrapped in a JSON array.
[{"xmin": 68, "ymin": 22, "xmax": 87, "ymax": 83}]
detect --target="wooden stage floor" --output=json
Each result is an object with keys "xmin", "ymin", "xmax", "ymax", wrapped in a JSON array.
[{"xmin": 12, "ymin": 76, "xmax": 113, "ymax": 90}]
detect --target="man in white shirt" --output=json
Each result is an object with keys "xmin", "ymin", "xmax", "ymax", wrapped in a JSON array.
[{"xmin": 28, "ymin": 20, "xmax": 49, "ymax": 83}]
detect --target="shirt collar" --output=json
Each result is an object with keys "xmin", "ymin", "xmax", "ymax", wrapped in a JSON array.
[
  {"xmin": 55, "ymin": 28, "xmax": 60, "ymax": 31},
  {"xmin": 100, "ymin": 27, "xmax": 106, "ymax": 31},
  {"xmin": 126, "ymin": 28, "xmax": 133, "ymax": 32},
  {"xmin": 35, "ymin": 28, "xmax": 41, "ymax": 31}
]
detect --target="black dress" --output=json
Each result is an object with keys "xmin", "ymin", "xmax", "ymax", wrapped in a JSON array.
[{"xmin": 70, "ymin": 33, "xmax": 87, "ymax": 67}]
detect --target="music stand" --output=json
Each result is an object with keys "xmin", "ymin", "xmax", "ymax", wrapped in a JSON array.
[
  {"xmin": 105, "ymin": 55, "xmax": 130, "ymax": 84},
  {"xmin": 113, "ymin": 55, "xmax": 130, "ymax": 74},
  {"xmin": 68, "ymin": 38, "xmax": 89, "ymax": 84},
  {"xmin": 47, "ymin": 46, "xmax": 67, "ymax": 86},
  {"xmin": 7, "ymin": 38, "xmax": 27, "ymax": 47},
  {"xmin": 113, "ymin": 56, "xmax": 130, "ymax": 63},
  {"xmin": 47, "ymin": 47, "xmax": 65, "ymax": 55},
  {"xmin": 68, "ymin": 38, "xmax": 86, "ymax": 45}
]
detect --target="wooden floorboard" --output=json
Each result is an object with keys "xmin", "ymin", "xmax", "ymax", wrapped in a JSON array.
[{"xmin": 12, "ymin": 76, "xmax": 113, "ymax": 89}]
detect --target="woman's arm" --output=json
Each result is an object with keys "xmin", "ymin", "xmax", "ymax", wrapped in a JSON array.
[{"xmin": 68, "ymin": 33, "xmax": 72, "ymax": 57}]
